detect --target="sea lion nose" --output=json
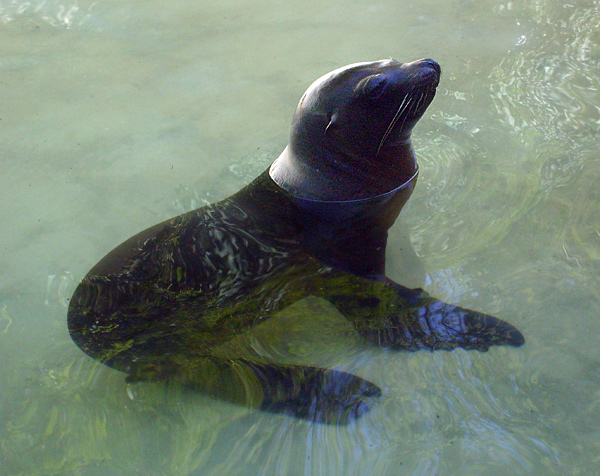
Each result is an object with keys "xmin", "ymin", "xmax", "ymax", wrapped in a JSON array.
[
  {"xmin": 418, "ymin": 58, "xmax": 441, "ymax": 75},
  {"xmin": 410, "ymin": 58, "xmax": 441, "ymax": 86}
]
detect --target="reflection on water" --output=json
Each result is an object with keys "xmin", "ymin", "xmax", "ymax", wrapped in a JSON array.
[
  {"xmin": 2, "ymin": 0, "xmax": 600, "ymax": 474},
  {"xmin": 490, "ymin": 4, "xmax": 599, "ymax": 195},
  {"xmin": 0, "ymin": 0, "xmax": 93, "ymax": 27}
]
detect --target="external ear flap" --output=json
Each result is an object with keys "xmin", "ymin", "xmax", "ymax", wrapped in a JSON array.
[{"xmin": 325, "ymin": 113, "xmax": 338, "ymax": 138}]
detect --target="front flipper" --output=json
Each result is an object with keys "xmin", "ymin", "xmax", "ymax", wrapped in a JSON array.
[
  {"xmin": 326, "ymin": 281, "xmax": 524, "ymax": 352},
  {"xmin": 358, "ymin": 289, "xmax": 524, "ymax": 351}
]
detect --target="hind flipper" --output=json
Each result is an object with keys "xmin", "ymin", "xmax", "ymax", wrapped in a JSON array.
[
  {"xmin": 240, "ymin": 360, "xmax": 381, "ymax": 424},
  {"xmin": 125, "ymin": 357, "xmax": 381, "ymax": 424}
]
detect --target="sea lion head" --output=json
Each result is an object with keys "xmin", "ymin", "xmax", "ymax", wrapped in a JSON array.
[{"xmin": 270, "ymin": 58, "xmax": 440, "ymax": 201}]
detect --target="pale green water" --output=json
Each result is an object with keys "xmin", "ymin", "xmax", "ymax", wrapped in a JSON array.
[{"xmin": 1, "ymin": 0, "xmax": 599, "ymax": 475}]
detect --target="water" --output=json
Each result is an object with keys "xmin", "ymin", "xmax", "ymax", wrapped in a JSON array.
[{"xmin": 1, "ymin": 0, "xmax": 599, "ymax": 474}]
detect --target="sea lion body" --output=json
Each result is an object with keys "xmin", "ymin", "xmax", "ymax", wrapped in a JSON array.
[{"xmin": 68, "ymin": 59, "xmax": 524, "ymax": 423}]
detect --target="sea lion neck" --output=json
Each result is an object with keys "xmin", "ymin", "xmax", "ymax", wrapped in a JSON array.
[{"xmin": 269, "ymin": 140, "xmax": 418, "ymax": 201}]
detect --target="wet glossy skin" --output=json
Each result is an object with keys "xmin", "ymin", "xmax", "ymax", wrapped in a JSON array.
[
  {"xmin": 270, "ymin": 58, "xmax": 441, "ymax": 200},
  {"xmin": 68, "ymin": 59, "xmax": 524, "ymax": 424}
]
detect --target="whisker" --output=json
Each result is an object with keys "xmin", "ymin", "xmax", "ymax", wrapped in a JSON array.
[
  {"xmin": 376, "ymin": 93, "xmax": 413, "ymax": 157},
  {"xmin": 412, "ymin": 91, "xmax": 425, "ymax": 112},
  {"xmin": 396, "ymin": 91, "xmax": 424, "ymax": 136}
]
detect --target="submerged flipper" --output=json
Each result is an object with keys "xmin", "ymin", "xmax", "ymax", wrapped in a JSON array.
[
  {"xmin": 244, "ymin": 360, "xmax": 381, "ymax": 424},
  {"xmin": 325, "ymin": 280, "xmax": 524, "ymax": 352},
  {"xmin": 126, "ymin": 357, "xmax": 381, "ymax": 425},
  {"xmin": 357, "ymin": 293, "xmax": 525, "ymax": 351}
]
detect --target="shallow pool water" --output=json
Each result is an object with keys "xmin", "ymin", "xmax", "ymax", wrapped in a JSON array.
[{"xmin": 1, "ymin": 0, "xmax": 600, "ymax": 474}]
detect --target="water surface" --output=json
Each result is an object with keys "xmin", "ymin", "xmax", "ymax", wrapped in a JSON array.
[{"xmin": 1, "ymin": 0, "xmax": 600, "ymax": 474}]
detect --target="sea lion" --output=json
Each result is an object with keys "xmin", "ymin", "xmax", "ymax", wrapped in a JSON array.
[{"xmin": 68, "ymin": 58, "xmax": 524, "ymax": 424}]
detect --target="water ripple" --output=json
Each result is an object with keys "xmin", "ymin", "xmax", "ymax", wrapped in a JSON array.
[
  {"xmin": 489, "ymin": 1, "xmax": 600, "ymax": 193},
  {"xmin": 409, "ymin": 126, "xmax": 540, "ymax": 266},
  {"xmin": 0, "ymin": 0, "xmax": 95, "ymax": 28}
]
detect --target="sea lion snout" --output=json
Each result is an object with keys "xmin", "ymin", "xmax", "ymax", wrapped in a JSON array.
[
  {"xmin": 402, "ymin": 58, "xmax": 441, "ymax": 86},
  {"xmin": 416, "ymin": 58, "xmax": 441, "ymax": 73}
]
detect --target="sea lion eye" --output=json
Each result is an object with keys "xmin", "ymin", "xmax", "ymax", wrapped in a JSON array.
[{"xmin": 356, "ymin": 74, "xmax": 388, "ymax": 100}]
